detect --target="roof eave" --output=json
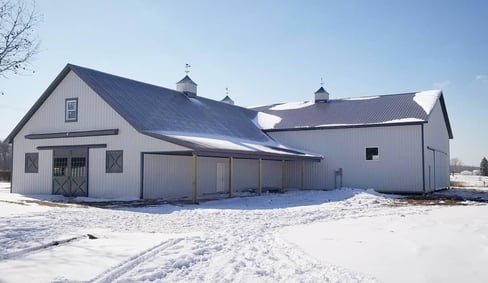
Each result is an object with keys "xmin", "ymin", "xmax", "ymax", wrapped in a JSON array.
[
  {"xmin": 5, "ymin": 64, "xmax": 73, "ymax": 143},
  {"xmin": 263, "ymin": 121, "xmax": 427, "ymax": 133},
  {"xmin": 438, "ymin": 93, "xmax": 454, "ymax": 139}
]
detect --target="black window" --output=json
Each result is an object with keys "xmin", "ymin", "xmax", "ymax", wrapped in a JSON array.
[
  {"xmin": 106, "ymin": 150, "xmax": 123, "ymax": 173},
  {"xmin": 366, "ymin": 147, "xmax": 379, "ymax": 161},
  {"xmin": 25, "ymin": 153, "xmax": 39, "ymax": 173},
  {"xmin": 65, "ymin": 98, "xmax": 78, "ymax": 122},
  {"xmin": 53, "ymin": 157, "xmax": 67, "ymax": 176}
]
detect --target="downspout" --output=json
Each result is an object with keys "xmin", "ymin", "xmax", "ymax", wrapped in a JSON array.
[
  {"xmin": 139, "ymin": 152, "xmax": 144, "ymax": 199},
  {"xmin": 281, "ymin": 160, "xmax": 286, "ymax": 192},
  {"xmin": 9, "ymin": 142, "xmax": 14, "ymax": 194},
  {"xmin": 192, "ymin": 153, "xmax": 198, "ymax": 203},
  {"xmin": 421, "ymin": 124, "xmax": 426, "ymax": 195},
  {"xmin": 433, "ymin": 150, "xmax": 436, "ymax": 189},
  {"xmin": 258, "ymin": 158, "xmax": 262, "ymax": 195},
  {"xmin": 228, "ymin": 156, "xmax": 233, "ymax": 198},
  {"xmin": 301, "ymin": 160, "xmax": 304, "ymax": 190}
]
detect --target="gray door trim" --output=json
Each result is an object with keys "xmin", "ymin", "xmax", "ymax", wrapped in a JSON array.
[{"xmin": 52, "ymin": 147, "xmax": 88, "ymax": 197}]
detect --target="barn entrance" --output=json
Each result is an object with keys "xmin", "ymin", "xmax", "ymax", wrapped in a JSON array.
[{"xmin": 52, "ymin": 147, "xmax": 88, "ymax": 197}]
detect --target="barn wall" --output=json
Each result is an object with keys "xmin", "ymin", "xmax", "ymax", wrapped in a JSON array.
[
  {"xmin": 196, "ymin": 157, "xmax": 230, "ymax": 197},
  {"xmin": 12, "ymin": 71, "xmax": 188, "ymax": 198},
  {"xmin": 262, "ymin": 160, "xmax": 282, "ymax": 188},
  {"xmin": 142, "ymin": 155, "xmax": 314, "ymax": 200},
  {"xmin": 233, "ymin": 158, "xmax": 259, "ymax": 192},
  {"xmin": 423, "ymin": 100, "xmax": 450, "ymax": 192},
  {"xmin": 269, "ymin": 124, "xmax": 424, "ymax": 193},
  {"xmin": 143, "ymin": 155, "xmax": 193, "ymax": 200}
]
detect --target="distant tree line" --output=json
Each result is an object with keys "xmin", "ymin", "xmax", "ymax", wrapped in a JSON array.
[
  {"xmin": 481, "ymin": 157, "xmax": 488, "ymax": 176},
  {"xmin": 0, "ymin": 140, "xmax": 12, "ymax": 181},
  {"xmin": 450, "ymin": 157, "xmax": 488, "ymax": 176}
]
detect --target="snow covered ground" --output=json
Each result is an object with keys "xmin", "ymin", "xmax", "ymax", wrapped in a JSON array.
[
  {"xmin": 450, "ymin": 173, "xmax": 488, "ymax": 189},
  {"xmin": 1, "ymin": 177, "xmax": 487, "ymax": 282}
]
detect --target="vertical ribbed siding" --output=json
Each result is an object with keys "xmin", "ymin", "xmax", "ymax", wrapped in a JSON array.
[
  {"xmin": 196, "ymin": 157, "xmax": 229, "ymax": 196},
  {"xmin": 233, "ymin": 159, "xmax": 259, "ymax": 192},
  {"xmin": 269, "ymin": 125, "xmax": 424, "ymax": 192},
  {"xmin": 262, "ymin": 160, "xmax": 281, "ymax": 188},
  {"xmin": 423, "ymin": 100, "xmax": 450, "ymax": 191},
  {"xmin": 12, "ymin": 149, "xmax": 52, "ymax": 194},
  {"xmin": 284, "ymin": 161, "xmax": 300, "ymax": 188},
  {"xmin": 304, "ymin": 161, "xmax": 327, "ymax": 189},
  {"xmin": 143, "ymin": 155, "xmax": 193, "ymax": 200},
  {"xmin": 13, "ymin": 71, "xmax": 188, "ymax": 198}
]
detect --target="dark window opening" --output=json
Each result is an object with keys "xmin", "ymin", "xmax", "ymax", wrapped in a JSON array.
[
  {"xmin": 106, "ymin": 150, "xmax": 123, "ymax": 173},
  {"xmin": 53, "ymin": 157, "xmax": 68, "ymax": 176},
  {"xmin": 71, "ymin": 157, "xmax": 86, "ymax": 177},
  {"xmin": 366, "ymin": 147, "xmax": 379, "ymax": 161},
  {"xmin": 25, "ymin": 153, "xmax": 39, "ymax": 173}
]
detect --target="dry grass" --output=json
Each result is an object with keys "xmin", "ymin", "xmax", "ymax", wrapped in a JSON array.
[
  {"xmin": 450, "ymin": 180, "xmax": 466, "ymax": 187},
  {"xmin": 23, "ymin": 199, "xmax": 78, "ymax": 208},
  {"xmin": 393, "ymin": 196, "xmax": 470, "ymax": 206}
]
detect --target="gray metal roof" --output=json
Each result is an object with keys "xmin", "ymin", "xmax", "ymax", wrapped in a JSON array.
[
  {"xmin": 176, "ymin": 75, "xmax": 197, "ymax": 85},
  {"xmin": 252, "ymin": 92, "xmax": 453, "ymax": 139},
  {"xmin": 314, "ymin": 86, "xmax": 328, "ymax": 94},
  {"xmin": 6, "ymin": 64, "xmax": 321, "ymax": 160}
]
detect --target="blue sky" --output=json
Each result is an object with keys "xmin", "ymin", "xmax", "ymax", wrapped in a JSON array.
[{"xmin": 1, "ymin": 0, "xmax": 487, "ymax": 166}]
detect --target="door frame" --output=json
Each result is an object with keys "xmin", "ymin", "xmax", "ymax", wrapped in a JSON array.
[{"xmin": 52, "ymin": 146, "xmax": 89, "ymax": 197}]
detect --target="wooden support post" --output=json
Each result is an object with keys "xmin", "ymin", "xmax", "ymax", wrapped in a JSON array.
[
  {"xmin": 192, "ymin": 153, "xmax": 198, "ymax": 204},
  {"xmin": 258, "ymin": 158, "xmax": 262, "ymax": 195},
  {"xmin": 228, "ymin": 156, "xmax": 233, "ymax": 198},
  {"xmin": 301, "ymin": 160, "xmax": 305, "ymax": 190},
  {"xmin": 281, "ymin": 160, "xmax": 285, "ymax": 192}
]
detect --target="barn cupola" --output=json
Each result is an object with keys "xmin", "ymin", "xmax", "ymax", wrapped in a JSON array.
[
  {"xmin": 220, "ymin": 87, "xmax": 235, "ymax": 105},
  {"xmin": 314, "ymin": 78, "xmax": 330, "ymax": 103},
  {"xmin": 176, "ymin": 64, "xmax": 198, "ymax": 96}
]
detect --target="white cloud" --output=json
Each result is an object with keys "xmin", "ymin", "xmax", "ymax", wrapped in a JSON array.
[
  {"xmin": 432, "ymin": 80, "xmax": 451, "ymax": 89},
  {"xmin": 475, "ymin": 74, "xmax": 488, "ymax": 82}
]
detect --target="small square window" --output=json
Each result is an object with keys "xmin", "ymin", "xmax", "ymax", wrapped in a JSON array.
[
  {"xmin": 25, "ymin": 153, "xmax": 39, "ymax": 173},
  {"xmin": 106, "ymin": 150, "xmax": 123, "ymax": 173},
  {"xmin": 366, "ymin": 147, "xmax": 379, "ymax": 161},
  {"xmin": 65, "ymin": 98, "xmax": 78, "ymax": 122}
]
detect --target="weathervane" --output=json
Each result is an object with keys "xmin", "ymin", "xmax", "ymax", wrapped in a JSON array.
[
  {"xmin": 320, "ymin": 77, "xmax": 324, "ymax": 86},
  {"xmin": 225, "ymin": 87, "xmax": 229, "ymax": 95},
  {"xmin": 185, "ymin": 63, "xmax": 191, "ymax": 74}
]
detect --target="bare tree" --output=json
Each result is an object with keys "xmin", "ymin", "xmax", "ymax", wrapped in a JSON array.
[
  {"xmin": 0, "ymin": 0, "xmax": 40, "ymax": 79},
  {"xmin": 0, "ymin": 140, "xmax": 12, "ymax": 181},
  {"xmin": 450, "ymin": 158, "xmax": 462, "ymax": 175}
]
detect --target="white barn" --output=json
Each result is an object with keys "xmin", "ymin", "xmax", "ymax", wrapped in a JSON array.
[
  {"xmin": 5, "ymin": 64, "xmax": 452, "ymax": 199},
  {"xmin": 5, "ymin": 64, "xmax": 321, "ymax": 202},
  {"xmin": 252, "ymin": 86, "xmax": 453, "ymax": 194}
]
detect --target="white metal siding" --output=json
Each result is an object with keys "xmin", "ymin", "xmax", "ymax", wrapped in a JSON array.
[
  {"xmin": 423, "ymin": 100, "xmax": 450, "ymax": 192},
  {"xmin": 11, "ymin": 149, "xmax": 52, "ymax": 194},
  {"xmin": 143, "ymin": 155, "xmax": 193, "ymax": 200},
  {"xmin": 262, "ymin": 160, "xmax": 282, "ymax": 188},
  {"xmin": 142, "ymin": 155, "xmax": 304, "ymax": 200},
  {"xmin": 269, "ymin": 125, "xmax": 424, "ymax": 192},
  {"xmin": 233, "ymin": 159, "xmax": 258, "ymax": 192},
  {"xmin": 197, "ymin": 157, "xmax": 229, "ymax": 196},
  {"xmin": 283, "ymin": 160, "xmax": 326, "ymax": 190},
  {"xmin": 13, "ymin": 71, "xmax": 188, "ymax": 198}
]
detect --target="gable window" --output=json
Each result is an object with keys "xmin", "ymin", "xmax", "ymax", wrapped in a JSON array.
[
  {"xmin": 25, "ymin": 153, "xmax": 39, "ymax": 173},
  {"xmin": 65, "ymin": 98, "xmax": 78, "ymax": 122},
  {"xmin": 366, "ymin": 147, "xmax": 379, "ymax": 161},
  {"xmin": 106, "ymin": 150, "xmax": 123, "ymax": 173}
]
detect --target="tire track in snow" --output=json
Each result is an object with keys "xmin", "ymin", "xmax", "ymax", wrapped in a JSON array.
[
  {"xmin": 89, "ymin": 237, "xmax": 187, "ymax": 283},
  {"xmin": 1, "ymin": 234, "xmax": 89, "ymax": 261}
]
